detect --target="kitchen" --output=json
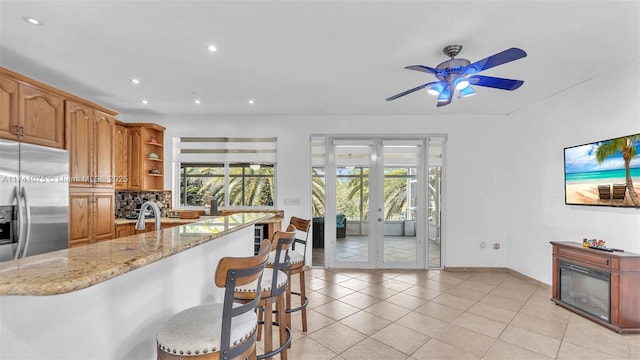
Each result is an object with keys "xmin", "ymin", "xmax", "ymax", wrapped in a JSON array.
[{"xmin": 0, "ymin": 67, "xmax": 285, "ymax": 358}]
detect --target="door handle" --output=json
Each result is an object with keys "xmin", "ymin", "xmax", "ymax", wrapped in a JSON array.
[
  {"xmin": 19, "ymin": 187, "xmax": 32, "ymax": 258},
  {"xmin": 12, "ymin": 186, "xmax": 23, "ymax": 260}
]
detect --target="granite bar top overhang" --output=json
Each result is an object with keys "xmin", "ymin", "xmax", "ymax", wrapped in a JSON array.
[{"xmin": 0, "ymin": 212, "xmax": 283, "ymax": 296}]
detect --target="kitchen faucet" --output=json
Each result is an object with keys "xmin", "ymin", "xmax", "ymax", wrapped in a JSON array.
[{"xmin": 135, "ymin": 201, "xmax": 162, "ymax": 231}]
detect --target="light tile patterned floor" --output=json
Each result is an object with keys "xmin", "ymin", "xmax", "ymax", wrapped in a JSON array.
[{"xmin": 258, "ymin": 268, "xmax": 640, "ymax": 359}]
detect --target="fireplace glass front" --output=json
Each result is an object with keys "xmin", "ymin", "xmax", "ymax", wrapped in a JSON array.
[{"xmin": 559, "ymin": 260, "xmax": 611, "ymax": 323}]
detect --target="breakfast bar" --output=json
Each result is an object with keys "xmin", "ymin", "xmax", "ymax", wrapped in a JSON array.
[{"xmin": 0, "ymin": 212, "xmax": 282, "ymax": 359}]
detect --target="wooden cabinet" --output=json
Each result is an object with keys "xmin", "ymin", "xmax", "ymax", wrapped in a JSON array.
[
  {"xmin": 127, "ymin": 127, "xmax": 143, "ymax": 190},
  {"xmin": 114, "ymin": 121, "xmax": 129, "ymax": 190},
  {"xmin": 127, "ymin": 123, "xmax": 165, "ymax": 191},
  {"xmin": 69, "ymin": 188, "xmax": 115, "ymax": 247},
  {"xmin": 550, "ymin": 241, "xmax": 640, "ymax": 333},
  {"xmin": 0, "ymin": 68, "xmax": 122, "ymax": 247},
  {"xmin": 67, "ymin": 101, "xmax": 115, "ymax": 187},
  {"xmin": 0, "ymin": 76, "xmax": 19, "ymax": 140},
  {"xmin": 0, "ymin": 69, "xmax": 65, "ymax": 148},
  {"xmin": 115, "ymin": 223, "xmax": 133, "ymax": 238},
  {"xmin": 19, "ymin": 83, "xmax": 65, "ymax": 148}
]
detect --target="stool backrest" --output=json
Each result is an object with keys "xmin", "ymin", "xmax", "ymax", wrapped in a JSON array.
[
  {"xmin": 215, "ymin": 239, "xmax": 271, "ymax": 359},
  {"xmin": 269, "ymin": 229, "xmax": 296, "ymax": 296},
  {"xmin": 288, "ymin": 217, "xmax": 310, "ymax": 255}
]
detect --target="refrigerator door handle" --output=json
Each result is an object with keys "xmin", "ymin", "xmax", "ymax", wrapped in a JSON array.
[
  {"xmin": 12, "ymin": 186, "xmax": 24, "ymax": 260},
  {"xmin": 19, "ymin": 187, "xmax": 32, "ymax": 259}
]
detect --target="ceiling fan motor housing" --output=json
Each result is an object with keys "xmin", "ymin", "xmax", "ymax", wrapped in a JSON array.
[{"xmin": 435, "ymin": 58, "xmax": 471, "ymax": 81}]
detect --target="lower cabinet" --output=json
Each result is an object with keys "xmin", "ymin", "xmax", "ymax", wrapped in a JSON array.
[
  {"xmin": 69, "ymin": 188, "xmax": 114, "ymax": 247},
  {"xmin": 115, "ymin": 223, "xmax": 133, "ymax": 238}
]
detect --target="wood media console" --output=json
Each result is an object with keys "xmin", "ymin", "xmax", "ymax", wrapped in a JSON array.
[{"xmin": 550, "ymin": 241, "xmax": 640, "ymax": 333}]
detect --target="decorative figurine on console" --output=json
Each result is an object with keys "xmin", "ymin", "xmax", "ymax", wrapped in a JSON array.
[{"xmin": 582, "ymin": 238, "xmax": 606, "ymax": 248}]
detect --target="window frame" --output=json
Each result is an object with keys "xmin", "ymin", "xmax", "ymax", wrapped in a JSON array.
[{"xmin": 176, "ymin": 162, "xmax": 276, "ymax": 209}]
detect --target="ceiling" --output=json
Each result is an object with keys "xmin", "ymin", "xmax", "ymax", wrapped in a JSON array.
[{"xmin": 1, "ymin": 0, "xmax": 638, "ymax": 118}]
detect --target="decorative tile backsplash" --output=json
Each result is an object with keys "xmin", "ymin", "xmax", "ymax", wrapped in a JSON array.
[{"xmin": 115, "ymin": 191, "xmax": 172, "ymax": 218}]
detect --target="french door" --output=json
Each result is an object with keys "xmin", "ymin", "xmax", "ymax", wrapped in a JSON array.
[{"xmin": 320, "ymin": 136, "xmax": 442, "ymax": 269}]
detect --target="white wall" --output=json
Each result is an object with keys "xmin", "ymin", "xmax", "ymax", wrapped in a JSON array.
[
  {"xmin": 120, "ymin": 63, "xmax": 640, "ymax": 284},
  {"xmin": 119, "ymin": 112, "xmax": 515, "ymax": 270},
  {"xmin": 506, "ymin": 60, "xmax": 640, "ymax": 283}
]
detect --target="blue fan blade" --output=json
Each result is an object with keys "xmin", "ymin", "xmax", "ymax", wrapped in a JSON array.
[
  {"xmin": 386, "ymin": 82, "xmax": 437, "ymax": 101},
  {"xmin": 405, "ymin": 65, "xmax": 438, "ymax": 74},
  {"xmin": 468, "ymin": 75, "xmax": 524, "ymax": 90},
  {"xmin": 459, "ymin": 86, "xmax": 476, "ymax": 97},
  {"xmin": 436, "ymin": 84, "xmax": 453, "ymax": 107},
  {"xmin": 463, "ymin": 48, "xmax": 527, "ymax": 75}
]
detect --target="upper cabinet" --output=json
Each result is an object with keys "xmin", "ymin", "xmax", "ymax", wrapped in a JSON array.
[
  {"xmin": 0, "ymin": 77, "xmax": 19, "ymax": 140},
  {"xmin": 0, "ymin": 69, "xmax": 65, "ymax": 148},
  {"xmin": 127, "ymin": 123, "xmax": 165, "ymax": 191},
  {"xmin": 67, "ymin": 101, "xmax": 115, "ymax": 187},
  {"xmin": 114, "ymin": 121, "xmax": 129, "ymax": 190}
]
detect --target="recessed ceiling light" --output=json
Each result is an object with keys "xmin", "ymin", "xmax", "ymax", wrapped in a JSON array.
[
  {"xmin": 207, "ymin": 44, "xmax": 217, "ymax": 52},
  {"xmin": 23, "ymin": 17, "xmax": 42, "ymax": 25},
  {"xmin": 194, "ymin": 99, "xmax": 201, "ymax": 104},
  {"xmin": 141, "ymin": 99, "xmax": 149, "ymax": 105},
  {"xmin": 130, "ymin": 78, "xmax": 140, "ymax": 85},
  {"xmin": 248, "ymin": 100, "xmax": 254, "ymax": 105}
]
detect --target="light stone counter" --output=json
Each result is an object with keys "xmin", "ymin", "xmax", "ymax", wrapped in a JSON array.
[
  {"xmin": 0, "ymin": 211, "xmax": 283, "ymax": 359},
  {"xmin": 0, "ymin": 212, "xmax": 282, "ymax": 296}
]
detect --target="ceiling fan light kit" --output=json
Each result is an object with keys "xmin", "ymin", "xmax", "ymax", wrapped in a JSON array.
[{"xmin": 387, "ymin": 44, "xmax": 527, "ymax": 107}]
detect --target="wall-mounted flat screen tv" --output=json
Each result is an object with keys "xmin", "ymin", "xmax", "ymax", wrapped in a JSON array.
[{"xmin": 564, "ymin": 133, "xmax": 640, "ymax": 208}]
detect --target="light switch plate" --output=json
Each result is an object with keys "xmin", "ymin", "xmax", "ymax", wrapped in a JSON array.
[{"xmin": 284, "ymin": 198, "xmax": 300, "ymax": 205}]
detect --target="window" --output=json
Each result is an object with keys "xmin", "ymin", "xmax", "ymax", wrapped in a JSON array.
[
  {"xmin": 179, "ymin": 164, "xmax": 274, "ymax": 206},
  {"xmin": 174, "ymin": 137, "xmax": 277, "ymax": 208}
]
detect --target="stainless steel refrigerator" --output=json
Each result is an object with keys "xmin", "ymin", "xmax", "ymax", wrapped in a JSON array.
[{"xmin": 0, "ymin": 139, "xmax": 69, "ymax": 262}]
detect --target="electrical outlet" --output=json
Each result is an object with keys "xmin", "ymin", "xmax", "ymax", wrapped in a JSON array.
[{"xmin": 493, "ymin": 243, "xmax": 500, "ymax": 250}]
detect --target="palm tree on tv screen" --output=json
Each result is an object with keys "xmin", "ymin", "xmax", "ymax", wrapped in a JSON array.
[{"xmin": 596, "ymin": 135, "xmax": 640, "ymax": 206}]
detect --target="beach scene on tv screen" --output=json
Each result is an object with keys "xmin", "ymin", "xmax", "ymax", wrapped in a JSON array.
[{"xmin": 565, "ymin": 134, "xmax": 640, "ymax": 207}]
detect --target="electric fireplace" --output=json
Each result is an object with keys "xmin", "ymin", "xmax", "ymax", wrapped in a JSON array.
[
  {"xmin": 551, "ymin": 241, "xmax": 640, "ymax": 334},
  {"xmin": 559, "ymin": 261, "xmax": 610, "ymax": 323}
]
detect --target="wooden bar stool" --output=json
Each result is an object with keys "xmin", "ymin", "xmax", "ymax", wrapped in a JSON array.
[
  {"xmin": 156, "ymin": 240, "xmax": 272, "ymax": 360},
  {"xmin": 235, "ymin": 230, "xmax": 295, "ymax": 360},
  {"xmin": 268, "ymin": 217, "xmax": 311, "ymax": 334}
]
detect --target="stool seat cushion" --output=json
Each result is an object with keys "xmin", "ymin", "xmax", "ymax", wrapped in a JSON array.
[
  {"xmin": 157, "ymin": 303, "xmax": 257, "ymax": 356},
  {"xmin": 267, "ymin": 250, "xmax": 303, "ymax": 266},
  {"xmin": 235, "ymin": 268, "xmax": 288, "ymax": 293}
]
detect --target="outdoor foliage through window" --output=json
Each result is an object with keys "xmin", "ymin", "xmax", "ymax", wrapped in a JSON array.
[
  {"xmin": 312, "ymin": 166, "xmax": 441, "ymax": 224},
  {"xmin": 180, "ymin": 164, "xmax": 274, "ymax": 207}
]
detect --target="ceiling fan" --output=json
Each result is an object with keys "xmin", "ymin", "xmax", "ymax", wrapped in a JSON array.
[{"xmin": 386, "ymin": 45, "xmax": 527, "ymax": 107}]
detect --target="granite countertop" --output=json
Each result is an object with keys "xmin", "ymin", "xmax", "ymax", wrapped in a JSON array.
[
  {"xmin": 114, "ymin": 217, "xmax": 203, "ymax": 225},
  {"xmin": 0, "ymin": 212, "xmax": 283, "ymax": 296},
  {"xmin": 115, "ymin": 213, "xmax": 284, "ymax": 225}
]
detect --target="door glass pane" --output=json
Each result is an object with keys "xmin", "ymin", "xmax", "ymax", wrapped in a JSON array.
[
  {"xmin": 383, "ymin": 166, "xmax": 417, "ymax": 263},
  {"xmin": 334, "ymin": 142, "xmax": 372, "ymax": 265},
  {"xmin": 428, "ymin": 166, "xmax": 442, "ymax": 268},
  {"xmin": 312, "ymin": 167, "xmax": 325, "ymax": 266},
  {"xmin": 336, "ymin": 166, "xmax": 369, "ymax": 262}
]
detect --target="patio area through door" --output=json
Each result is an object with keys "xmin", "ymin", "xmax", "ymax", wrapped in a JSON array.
[{"xmin": 313, "ymin": 136, "xmax": 443, "ymax": 269}]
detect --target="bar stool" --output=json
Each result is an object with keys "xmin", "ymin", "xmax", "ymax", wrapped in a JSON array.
[
  {"xmin": 156, "ymin": 240, "xmax": 272, "ymax": 360},
  {"xmin": 268, "ymin": 217, "xmax": 311, "ymax": 334},
  {"xmin": 235, "ymin": 230, "xmax": 295, "ymax": 360}
]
